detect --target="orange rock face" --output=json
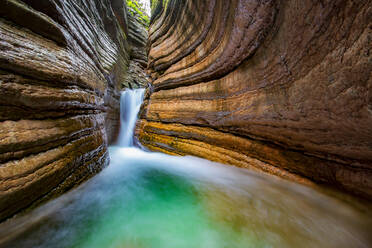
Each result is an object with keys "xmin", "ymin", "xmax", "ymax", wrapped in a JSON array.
[
  {"xmin": 0, "ymin": 0, "xmax": 145, "ymax": 220},
  {"xmin": 138, "ymin": 0, "xmax": 372, "ymax": 199}
]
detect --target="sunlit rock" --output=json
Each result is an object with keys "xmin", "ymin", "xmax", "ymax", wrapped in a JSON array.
[
  {"xmin": 0, "ymin": 0, "xmax": 147, "ymax": 221},
  {"xmin": 137, "ymin": 0, "xmax": 372, "ymax": 199}
]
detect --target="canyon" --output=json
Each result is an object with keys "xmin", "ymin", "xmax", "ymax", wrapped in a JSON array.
[
  {"xmin": 137, "ymin": 0, "xmax": 372, "ymax": 200},
  {"xmin": 0, "ymin": 0, "xmax": 147, "ymax": 221},
  {"xmin": 0, "ymin": 0, "xmax": 371, "ymax": 224}
]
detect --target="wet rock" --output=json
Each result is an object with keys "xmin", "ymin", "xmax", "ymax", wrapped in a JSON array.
[
  {"xmin": 122, "ymin": 60, "xmax": 150, "ymax": 89},
  {"xmin": 123, "ymin": 10, "xmax": 150, "ymax": 89},
  {"xmin": 0, "ymin": 0, "xmax": 141, "ymax": 220},
  {"xmin": 138, "ymin": 0, "xmax": 372, "ymax": 199}
]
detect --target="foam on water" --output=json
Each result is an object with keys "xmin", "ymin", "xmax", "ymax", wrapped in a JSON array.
[{"xmin": 0, "ymin": 89, "xmax": 371, "ymax": 248}]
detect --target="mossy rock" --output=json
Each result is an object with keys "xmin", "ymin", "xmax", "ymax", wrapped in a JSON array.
[{"xmin": 126, "ymin": 0, "xmax": 150, "ymax": 27}]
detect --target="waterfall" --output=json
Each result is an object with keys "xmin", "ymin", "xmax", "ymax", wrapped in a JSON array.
[
  {"xmin": 117, "ymin": 88, "xmax": 145, "ymax": 147},
  {"xmin": 1, "ymin": 87, "xmax": 370, "ymax": 247}
]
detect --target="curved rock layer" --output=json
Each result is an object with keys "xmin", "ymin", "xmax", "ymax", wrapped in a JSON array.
[
  {"xmin": 0, "ymin": 0, "xmax": 146, "ymax": 221},
  {"xmin": 138, "ymin": 0, "xmax": 372, "ymax": 199}
]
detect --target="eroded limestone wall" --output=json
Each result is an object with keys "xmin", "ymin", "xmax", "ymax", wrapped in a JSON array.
[
  {"xmin": 0, "ymin": 0, "xmax": 146, "ymax": 221},
  {"xmin": 138, "ymin": 0, "xmax": 372, "ymax": 199}
]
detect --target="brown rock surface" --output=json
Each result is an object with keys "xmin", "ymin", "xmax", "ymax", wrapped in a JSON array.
[
  {"xmin": 122, "ymin": 12, "xmax": 150, "ymax": 89},
  {"xmin": 138, "ymin": 0, "xmax": 372, "ymax": 199},
  {"xmin": 0, "ymin": 0, "xmax": 146, "ymax": 220}
]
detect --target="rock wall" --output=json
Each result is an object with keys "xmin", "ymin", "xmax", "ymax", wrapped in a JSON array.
[
  {"xmin": 138, "ymin": 0, "xmax": 372, "ymax": 199},
  {"xmin": 122, "ymin": 11, "xmax": 150, "ymax": 89},
  {"xmin": 0, "ymin": 0, "xmax": 144, "ymax": 221}
]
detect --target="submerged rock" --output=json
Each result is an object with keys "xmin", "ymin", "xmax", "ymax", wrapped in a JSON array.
[{"xmin": 137, "ymin": 0, "xmax": 372, "ymax": 199}]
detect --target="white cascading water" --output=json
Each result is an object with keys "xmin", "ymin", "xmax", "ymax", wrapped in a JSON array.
[
  {"xmin": 117, "ymin": 88, "xmax": 145, "ymax": 147},
  {"xmin": 0, "ymin": 87, "xmax": 370, "ymax": 248}
]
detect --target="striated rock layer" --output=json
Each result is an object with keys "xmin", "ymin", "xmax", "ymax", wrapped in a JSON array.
[
  {"xmin": 0, "ymin": 0, "xmax": 146, "ymax": 221},
  {"xmin": 138, "ymin": 0, "xmax": 372, "ymax": 199},
  {"xmin": 122, "ymin": 11, "xmax": 150, "ymax": 89}
]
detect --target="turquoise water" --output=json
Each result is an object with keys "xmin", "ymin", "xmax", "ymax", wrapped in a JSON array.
[
  {"xmin": 0, "ymin": 147, "xmax": 371, "ymax": 248},
  {"xmin": 0, "ymin": 89, "xmax": 371, "ymax": 248}
]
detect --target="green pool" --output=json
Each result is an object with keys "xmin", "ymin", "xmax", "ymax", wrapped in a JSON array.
[{"xmin": 0, "ymin": 147, "xmax": 370, "ymax": 248}]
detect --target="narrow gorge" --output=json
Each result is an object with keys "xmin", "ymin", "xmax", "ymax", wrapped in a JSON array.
[
  {"xmin": 0, "ymin": 0, "xmax": 371, "ymax": 247},
  {"xmin": 0, "ymin": 0, "xmax": 148, "ymax": 221},
  {"xmin": 138, "ymin": 0, "xmax": 372, "ymax": 200}
]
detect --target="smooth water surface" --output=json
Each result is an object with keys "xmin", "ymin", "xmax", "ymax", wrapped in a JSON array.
[
  {"xmin": 0, "ymin": 89, "xmax": 370, "ymax": 247},
  {"xmin": 0, "ymin": 147, "xmax": 371, "ymax": 248}
]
